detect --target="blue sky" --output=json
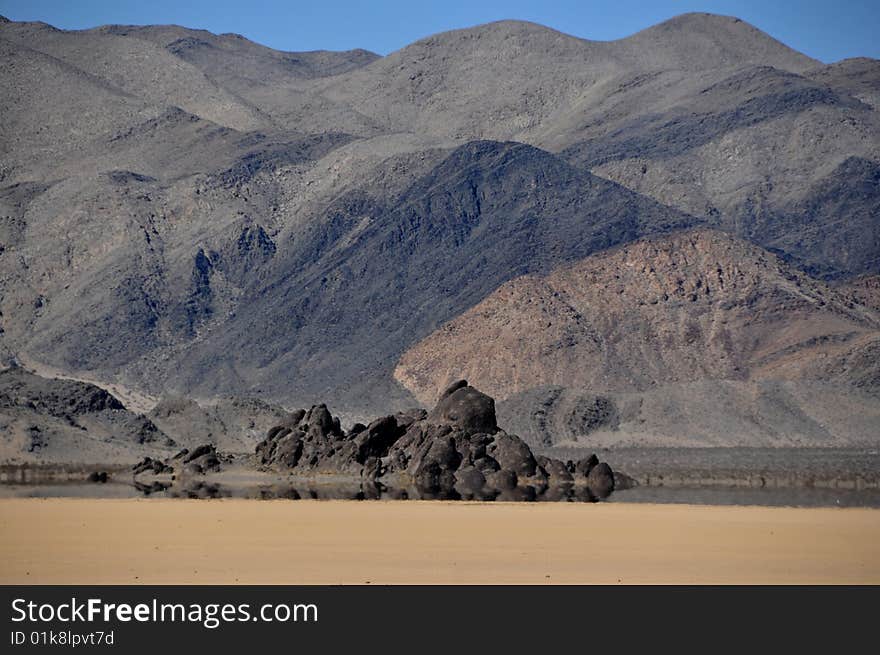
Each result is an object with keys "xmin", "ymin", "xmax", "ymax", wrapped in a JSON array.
[{"xmin": 1, "ymin": 0, "xmax": 877, "ymax": 62}]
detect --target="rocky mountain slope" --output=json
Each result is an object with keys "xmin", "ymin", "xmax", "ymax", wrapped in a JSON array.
[
  {"xmin": 167, "ymin": 140, "xmax": 694, "ymax": 407},
  {"xmin": 396, "ymin": 230, "xmax": 880, "ymax": 447},
  {"xmin": 396, "ymin": 230, "xmax": 880, "ymax": 402},
  {"xmin": 0, "ymin": 366, "xmax": 174, "ymax": 464},
  {"xmin": 148, "ymin": 394, "xmax": 295, "ymax": 453},
  {"xmin": 495, "ymin": 380, "xmax": 880, "ymax": 449},
  {"xmin": 0, "ymin": 365, "xmax": 298, "ymax": 464},
  {"xmin": 1, "ymin": 12, "xmax": 878, "ymax": 433}
]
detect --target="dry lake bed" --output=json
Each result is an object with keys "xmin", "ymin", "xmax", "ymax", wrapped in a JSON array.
[{"xmin": 1, "ymin": 499, "xmax": 878, "ymax": 584}]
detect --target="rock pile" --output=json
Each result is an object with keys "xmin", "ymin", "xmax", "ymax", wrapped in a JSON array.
[
  {"xmin": 132, "ymin": 444, "xmax": 222, "ymax": 477},
  {"xmin": 257, "ymin": 381, "xmax": 617, "ymax": 499}
]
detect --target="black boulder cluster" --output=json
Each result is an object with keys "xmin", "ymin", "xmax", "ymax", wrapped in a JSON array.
[
  {"xmin": 257, "ymin": 381, "xmax": 617, "ymax": 501},
  {"xmin": 132, "ymin": 444, "xmax": 221, "ymax": 476}
]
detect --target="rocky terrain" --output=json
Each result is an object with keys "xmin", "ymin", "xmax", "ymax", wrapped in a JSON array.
[
  {"xmin": 396, "ymin": 230, "xmax": 880, "ymax": 401},
  {"xmin": 0, "ymin": 365, "xmax": 299, "ymax": 465},
  {"xmin": 0, "ymin": 365, "xmax": 174, "ymax": 465},
  {"xmin": 131, "ymin": 380, "xmax": 619, "ymax": 501},
  {"xmin": 148, "ymin": 394, "xmax": 295, "ymax": 453},
  {"xmin": 0, "ymin": 12, "xmax": 878, "ymax": 454},
  {"xmin": 397, "ymin": 230, "xmax": 880, "ymax": 447}
]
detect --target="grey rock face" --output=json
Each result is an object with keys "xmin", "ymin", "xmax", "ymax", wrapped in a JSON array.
[
  {"xmin": 147, "ymin": 394, "xmax": 295, "ymax": 453},
  {"xmin": 498, "ymin": 387, "xmax": 619, "ymax": 448}
]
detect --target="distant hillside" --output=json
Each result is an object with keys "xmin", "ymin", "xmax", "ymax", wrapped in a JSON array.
[
  {"xmin": 0, "ymin": 366, "xmax": 173, "ymax": 465},
  {"xmin": 395, "ymin": 230, "xmax": 880, "ymax": 403},
  {"xmin": 396, "ymin": 230, "xmax": 880, "ymax": 447},
  {"xmin": 0, "ymin": 366, "xmax": 297, "ymax": 464},
  {"xmin": 1, "ymin": 13, "xmax": 877, "ymax": 423}
]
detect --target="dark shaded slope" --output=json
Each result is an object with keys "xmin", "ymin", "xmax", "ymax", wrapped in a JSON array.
[
  {"xmin": 172, "ymin": 141, "xmax": 698, "ymax": 410},
  {"xmin": 563, "ymin": 66, "xmax": 869, "ymax": 167},
  {"xmin": 568, "ymin": 64, "xmax": 880, "ymax": 280},
  {"xmin": 746, "ymin": 157, "xmax": 880, "ymax": 279}
]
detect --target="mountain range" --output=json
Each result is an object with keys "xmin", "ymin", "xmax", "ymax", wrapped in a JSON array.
[{"xmin": 1, "ymin": 12, "xmax": 878, "ymax": 458}]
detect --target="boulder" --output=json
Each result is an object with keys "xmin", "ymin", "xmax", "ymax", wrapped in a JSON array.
[
  {"xmin": 439, "ymin": 379, "xmax": 468, "ymax": 400},
  {"xmin": 575, "ymin": 454, "xmax": 599, "ymax": 478},
  {"xmin": 485, "ymin": 468, "xmax": 518, "ymax": 490},
  {"xmin": 537, "ymin": 456, "xmax": 573, "ymax": 484},
  {"xmin": 473, "ymin": 455, "xmax": 500, "ymax": 473},
  {"xmin": 182, "ymin": 444, "xmax": 221, "ymax": 473},
  {"xmin": 428, "ymin": 384, "xmax": 498, "ymax": 434},
  {"xmin": 183, "ymin": 444, "xmax": 215, "ymax": 463},
  {"xmin": 454, "ymin": 465, "xmax": 487, "ymax": 493},
  {"xmin": 132, "ymin": 457, "xmax": 173, "ymax": 475},
  {"xmin": 353, "ymin": 416, "xmax": 404, "ymax": 463},
  {"xmin": 303, "ymin": 404, "xmax": 342, "ymax": 438},
  {"xmin": 586, "ymin": 462, "xmax": 615, "ymax": 498},
  {"xmin": 486, "ymin": 432, "xmax": 536, "ymax": 477}
]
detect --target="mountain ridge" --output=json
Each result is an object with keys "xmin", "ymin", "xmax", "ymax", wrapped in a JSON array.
[
  {"xmin": 395, "ymin": 229, "xmax": 880, "ymax": 403},
  {"xmin": 1, "ymin": 12, "xmax": 878, "ymax": 433}
]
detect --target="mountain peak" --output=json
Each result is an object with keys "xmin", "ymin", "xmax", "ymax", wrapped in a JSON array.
[
  {"xmin": 617, "ymin": 12, "xmax": 818, "ymax": 72},
  {"xmin": 393, "ymin": 17, "xmax": 591, "ymax": 58}
]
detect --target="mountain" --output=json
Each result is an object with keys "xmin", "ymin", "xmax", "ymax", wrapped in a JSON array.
[
  {"xmin": 395, "ymin": 230, "xmax": 880, "ymax": 447},
  {"xmin": 0, "ymin": 19, "xmax": 266, "ymax": 132},
  {"xmin": 0, "ymin": 365, "xmax": 298, "ymax": 464},
  {"xmin": 164, "ymin": 140, "xmax": 695, "ymax": 409},
  {"xmin": 0, "ymin": 366, "xmax": 174, "ymax": 465},
  {"xmin": 395, "ymin": 229, "xmax": 880, "ymax": 402},
  {"xmin": 1, "ymin": 13, "xmax": 878, "ymax": 431},
  {"xmin": 317, "ymin": 14, "xmax": 818, "ymax": 144},
  {"xmin": 89, "ymin": 23, "xmax": 380, "ymax": 129}
]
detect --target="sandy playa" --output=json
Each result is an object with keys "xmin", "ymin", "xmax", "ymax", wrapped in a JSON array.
[{"xmin": 1, "ymin": 499, "xmax": 878, "ymax": 584}]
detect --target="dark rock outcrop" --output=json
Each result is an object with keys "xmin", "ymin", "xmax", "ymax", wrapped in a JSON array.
[
  {"xmin": 132, "ymin": 443, "xmax": 222, "ymax": 476},
  {"xmin": 132, "ymin": 456, "xmax": 173, "ymax": 475},
  {"xmin": 182, "ymin": 444, "xmax": 221, "ymax": 474},
  {"xmin": 257, "ymin": 382, "xmax": 618, "ymax": 499},
  {"xmin": 586, "ymin": 463, "xmax": 616, "ymax": 497},
  {"xmin": 427, "ymin": 380, "xmax": 498, "ymax": 433},
  {"xmin": 537, "ymin": 456, "xmax": 573, "ymax": 484},
  {"xmin": 575, "ymin": 454, "xmax": 599, "ymax": 478},
  {"xmin": 87, "ymin": 471, "xmax": 108, "ymax": 483}
]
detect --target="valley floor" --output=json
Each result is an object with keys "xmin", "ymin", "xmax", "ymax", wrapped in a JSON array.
[{"xmin": 1, "ymin": 499, "xmax": 878, "ymax": 584}]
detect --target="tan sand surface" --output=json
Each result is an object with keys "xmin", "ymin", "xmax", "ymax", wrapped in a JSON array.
[{"xmin": 1, "ymin": 499, "xmax": 878, "ymax": 584}]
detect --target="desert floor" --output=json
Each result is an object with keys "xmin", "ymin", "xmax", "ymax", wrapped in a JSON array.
[{"xmin": 1, "ymin": 499, "xmax": 878, "ymax": 584}]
